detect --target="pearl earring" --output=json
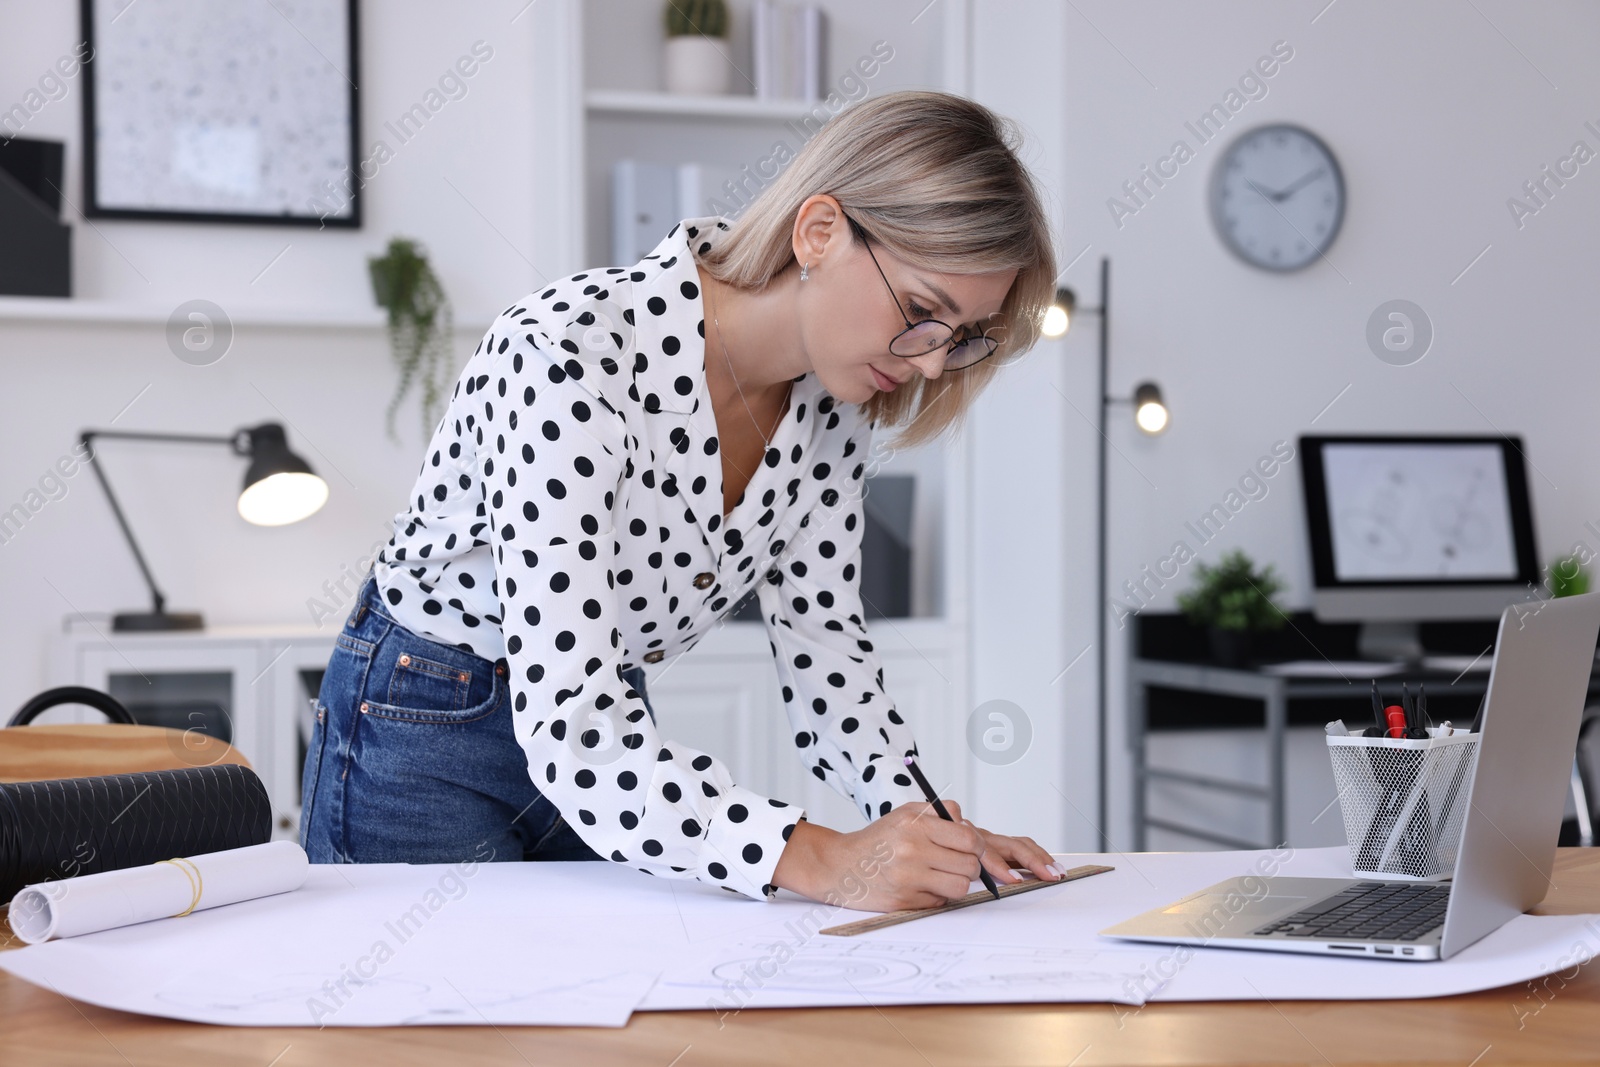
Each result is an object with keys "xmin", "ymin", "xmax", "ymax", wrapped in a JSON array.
[{"xmin": 800, "ymin": 261, "xmax": 810, "ymax": 282}]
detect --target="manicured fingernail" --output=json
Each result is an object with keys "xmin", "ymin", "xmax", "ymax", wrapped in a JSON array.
[{"xmin": 1047, "ymin": 863, "xmax": 1064, "ymax": 878}]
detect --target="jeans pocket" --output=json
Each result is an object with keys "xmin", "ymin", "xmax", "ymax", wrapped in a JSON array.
[{"xmin": 361, "ymin": 627, "xmax": 500, "ymax": 724}]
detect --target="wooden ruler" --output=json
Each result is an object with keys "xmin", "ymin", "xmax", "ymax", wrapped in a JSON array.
[{"xmin": 819, "ymin": 864, "xmax": 1115, "ymax": 937}]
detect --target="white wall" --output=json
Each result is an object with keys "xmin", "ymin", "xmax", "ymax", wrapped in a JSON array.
[
  {"xmin": 0, "ymin": 0, "xmax": 554, "ymax": 314},
  {"xmin": 0, "ymin": 0, "xmax": 572, "ymax": 715},
  {"xmin": 1039, "ymin": 0, "xmax": 1600, "ymax": 849}
]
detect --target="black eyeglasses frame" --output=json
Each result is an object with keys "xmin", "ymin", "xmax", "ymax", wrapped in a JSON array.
[{"xmin": 839, "ymin": 210, "xmax": 1002, "ymax": 371}]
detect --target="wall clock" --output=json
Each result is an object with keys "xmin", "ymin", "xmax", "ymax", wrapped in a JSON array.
[{"xmin": 1209, "ymin": 124, "xmax": 1344, "ymax": 272}]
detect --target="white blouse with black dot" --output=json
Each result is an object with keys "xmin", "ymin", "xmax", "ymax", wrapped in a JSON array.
[{"xmin": 372, "ymin": 217, "xmax": 928, "ymax": 901}]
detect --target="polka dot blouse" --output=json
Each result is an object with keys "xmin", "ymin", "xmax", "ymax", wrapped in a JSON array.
[{"xmin": 373, "ymin": 216, "xmax": 928, "ymax": 901}]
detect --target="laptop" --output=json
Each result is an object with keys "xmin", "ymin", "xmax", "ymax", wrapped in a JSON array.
[{"xmin": 1103, "ymin": 591, "xmax": 1600, "ymax": 961}]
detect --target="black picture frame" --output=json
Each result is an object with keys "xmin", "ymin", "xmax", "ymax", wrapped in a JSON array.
[
  {"xmin": 1298, "ymin": 434, "xmax": 1540, "ymax": 591},
  {"xmin": 80, "ymin": 0, "xmax": 361, "ymax": 228}
]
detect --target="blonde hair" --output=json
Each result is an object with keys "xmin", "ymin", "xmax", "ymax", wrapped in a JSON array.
[{"xmin": 694, "ymin": 89, "xmax": 1057, "ymax": 449}]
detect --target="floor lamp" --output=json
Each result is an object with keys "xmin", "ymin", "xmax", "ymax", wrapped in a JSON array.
[
  {"xmin": 1048, "ymin": 259, "xmax": 1168, "ymax": 844},
  {"xmin": 80, "ymin": 422, "xmax": 329, "ymax": 631}
]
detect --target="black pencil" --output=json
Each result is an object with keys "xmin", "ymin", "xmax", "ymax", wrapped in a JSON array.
[{"xmin": 903, "ymin": 756, "xmax": 1001, "ymax": 900}]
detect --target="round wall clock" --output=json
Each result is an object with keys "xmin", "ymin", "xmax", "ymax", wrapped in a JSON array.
[{"xmin": 1209, "ymin": 124, "xmax": 1345, "ymax": 272}]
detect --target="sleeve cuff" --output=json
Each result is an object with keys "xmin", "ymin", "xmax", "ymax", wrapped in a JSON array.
[
  {"xmin": 701, "ymin": 783, "xmax": 804, "ymax": 902},
  {"xmin": 855, "ymin": 753, "xmax": 929, "ymax": 822}
]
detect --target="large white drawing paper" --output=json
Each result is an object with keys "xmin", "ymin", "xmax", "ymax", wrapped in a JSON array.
[
  {"xmin": 639, "ymin": 846, "xmax": 1600, "ymax": 1009},
  {"xmin": 654, "ymin": 937, "xmax": 1164, "ymax": 1010},
  {"xmin": 3, "ymin": 844, "xmax": 1596, "ymax": 1026},
  {"xmin": 1, "ymin": 860, "xmax": 666, "ymax": 1027},
  {"xmin": 9, "ymin": 841, "xmax": 310, "ymax": 944}
]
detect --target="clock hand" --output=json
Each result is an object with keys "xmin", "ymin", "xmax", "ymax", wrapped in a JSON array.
[
  {"xmin": 1245, "ymin": 177, "xmax": 1283, "ymax": 203},
  {"xmin": 1273, "ymin": 166, "xmax": 1328, "ymax": 201}
]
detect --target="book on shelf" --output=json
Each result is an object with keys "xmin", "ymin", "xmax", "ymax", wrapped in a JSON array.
[{"xmin": 752, "ymin": 0, "xmax": 827, "ymax": 101}]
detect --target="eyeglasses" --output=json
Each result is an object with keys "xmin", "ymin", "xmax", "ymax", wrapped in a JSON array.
[{"xmin": 842, "ymin": 211, "xmax": 1001, "ymax": 371}]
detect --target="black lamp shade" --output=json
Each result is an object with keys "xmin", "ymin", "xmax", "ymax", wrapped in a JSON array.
[
  {"xmin": 236, "ymin": 423, "xmax": 329, "ymax": 526},
  {"xmin": 1132, "ymin": 382, "xmax": 1168, "ymax": 434}
]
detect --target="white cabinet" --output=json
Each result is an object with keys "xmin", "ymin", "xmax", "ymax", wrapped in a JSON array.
[{"xmin": 49, "ymin": 627, "xmax": 335, "ymax": 841}]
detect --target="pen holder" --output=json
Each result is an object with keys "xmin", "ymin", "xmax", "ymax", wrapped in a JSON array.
[{"xmin": 1325, "ymin": 732, "xmax": 1480, "ymax": 881}]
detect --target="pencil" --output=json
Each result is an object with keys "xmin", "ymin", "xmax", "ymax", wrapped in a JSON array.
[{"xmin": 903, "ymin": 756, "xmax": 1001, "ymax": 900}]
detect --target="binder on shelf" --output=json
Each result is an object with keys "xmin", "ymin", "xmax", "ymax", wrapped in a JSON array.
[
  {"xmin": 677, "ymin": 161, "xmax": 749, "ymax": 221},
  {"xmin": 614, "ymin": 159, "xmax": 755, "ymax": 261},
  {"xmin": 801, "ymin": 4, "xmax": 827, "ymax": 102},
  {"xmin": 752, "ymin": 1, "xmax": 827, "ymax": 101},
  {"xmin": 752, "ymin": 0, "xmax": 773, "ymax": 99},
  {"xmin": 610, "ymin": 159, "xmax": 680, "ymax": 266}
]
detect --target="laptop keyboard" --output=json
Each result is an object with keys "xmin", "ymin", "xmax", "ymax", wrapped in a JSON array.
[{"xmin": 1252, "ymin": 882, "xmax": 1450, "ymax": 942}]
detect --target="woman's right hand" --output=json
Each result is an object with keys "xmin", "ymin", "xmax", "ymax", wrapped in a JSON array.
[{"xmin": 770, "ymin": 801, "xmax": 989, "ymax": 911}]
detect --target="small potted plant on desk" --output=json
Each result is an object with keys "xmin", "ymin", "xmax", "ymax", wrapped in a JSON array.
[
  {"xmin": 1176, "ymin": 549, "xmax": 1287, "ymax": 668},
  {"xmin": 662, "ymin": 0, "xmax": 731, "ymax": 95},
  {"xmin": 1548, "ymin": 554, "xmax": 1591, "ymax": 598}
]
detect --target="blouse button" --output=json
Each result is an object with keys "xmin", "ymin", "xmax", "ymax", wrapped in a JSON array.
[
  {"xmin": 644, "ymin": 650, "xmax": 665, "ymax": 663},
  {"xmin": 693, "ymin": 572, "xmax": 714, "ymax": 589}
]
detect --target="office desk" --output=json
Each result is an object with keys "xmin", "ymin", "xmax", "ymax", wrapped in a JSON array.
[
  {"xmin": 1131, "ymin": 657, "xmax": 1505, "ymax": 851},
  {"xmin": 1129, "ymin": 612, "xmax": 1600, "ymax": 852},
  {"xmin": 4, "ymin": 849, "xmax": 1599, "ymax": 1067}
]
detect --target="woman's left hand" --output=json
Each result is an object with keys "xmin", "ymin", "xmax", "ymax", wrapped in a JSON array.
[{"xmin": 963, "ymin": 819, "xmax": 1066, "ymax": 886}]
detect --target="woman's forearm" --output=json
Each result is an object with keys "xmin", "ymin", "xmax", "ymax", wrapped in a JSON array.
[{"xmin": 770, "ymin": 818, "xmax": 840, "ymax": 901}]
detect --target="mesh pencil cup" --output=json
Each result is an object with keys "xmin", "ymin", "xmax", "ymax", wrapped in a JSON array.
[{"xmin": 1325, "ymin": 732, "xmax": 1481, "ymax": 881}]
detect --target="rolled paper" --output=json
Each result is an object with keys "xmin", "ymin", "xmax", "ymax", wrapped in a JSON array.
[
  {"xmin": 8, "ymin": 840, "xmax": 310, "ymax": 944},
  {"xmin": 0, "ymin": 764, "xmax": 272, "ymax": 904}
]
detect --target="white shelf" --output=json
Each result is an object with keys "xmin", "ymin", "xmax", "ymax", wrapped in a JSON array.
[
  {"xmin": 0, "ymin": 295, "xmax": 496, "ymax": 331},
  {"xmin": 586, "ymin": 88, "xmax": 821, "ymax": 121}
]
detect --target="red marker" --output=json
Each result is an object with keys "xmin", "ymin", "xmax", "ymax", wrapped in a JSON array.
[{"xmin": 1385, "ymin": 705, "xmax": 1408, "ymax": 739}]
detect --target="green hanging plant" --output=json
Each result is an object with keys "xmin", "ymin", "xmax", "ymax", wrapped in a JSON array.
[
  {"xmin": 1177, "ymin": 549, "xmax": 1288, "ymax": 633},
  {"xmin": 368, "ymin": 237, "xmax": 453, "ymax": 441}
]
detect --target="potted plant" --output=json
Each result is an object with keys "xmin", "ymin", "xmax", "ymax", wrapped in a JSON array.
[
  {"xmin": 368, "ymin": 237, "xmax": 453, "ymax": 442},
  {"xmin": 662, "ymin": 0, "xmax": 731, "ymax": 95},
  {"xmin": 1176, "ymin": 549, "xmax": 1287, "ymax": 667},
  {"xmin": 1548, "ymin": 555, "xmax": 1591, "ymax": 598}
]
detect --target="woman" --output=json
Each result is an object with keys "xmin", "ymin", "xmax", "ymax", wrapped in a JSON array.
[{"xmin": 301, "ymin": 90, "xmax": 1063, "ymax": 912}]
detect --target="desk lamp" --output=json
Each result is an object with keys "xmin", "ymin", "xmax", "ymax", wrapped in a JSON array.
[{"xmin": 79, "ymin": 423, "xmax": 329, "ymax": 631}]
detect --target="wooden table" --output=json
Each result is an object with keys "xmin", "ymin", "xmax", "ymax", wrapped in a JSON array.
[
  {"xmin": 0, "ymin": 723, "xmax": 253, "ymax": 782},
  {"xmin": 3, "ymin": 850, "xmax": 1598, "ymax": 1066}
]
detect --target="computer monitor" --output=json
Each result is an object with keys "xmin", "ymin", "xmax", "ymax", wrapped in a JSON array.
[{"xmin": 1299, "ymin": 435, "xmax": 1540, "ymax": 659}]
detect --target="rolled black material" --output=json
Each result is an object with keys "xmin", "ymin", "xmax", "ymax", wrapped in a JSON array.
[{"xmin": 0, "ymin": 763, "xmax": 271, "ymax": 904}]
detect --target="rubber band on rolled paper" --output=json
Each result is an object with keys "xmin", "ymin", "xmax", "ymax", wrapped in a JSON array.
[{"xmin": 157, "ymin": 857, "xmax": 204, "ymax": 917}]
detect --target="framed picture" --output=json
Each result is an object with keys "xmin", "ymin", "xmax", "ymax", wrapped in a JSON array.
[{"xmin": 80, "ymin": 0, "xmax": 361, "ymax": 228}]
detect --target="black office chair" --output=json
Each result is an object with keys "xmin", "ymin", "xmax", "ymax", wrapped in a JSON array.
[{"xmin": 7, "ymin": 686, "xmax": 137, "ymax": 728}]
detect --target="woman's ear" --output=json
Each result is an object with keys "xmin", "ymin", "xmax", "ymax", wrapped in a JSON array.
[{"xmin": 791, "ymin": 195, "xmax": 847, "ymax": 271}]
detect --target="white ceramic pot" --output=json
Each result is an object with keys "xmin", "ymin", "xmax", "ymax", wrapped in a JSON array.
[{"xmin": 662, "ymin": 35, "xmax": 731, "ymax": 95}]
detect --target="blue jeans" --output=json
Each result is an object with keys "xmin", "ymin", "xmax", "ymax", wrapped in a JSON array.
[{"xmin": 299, "ymin": 575, "xmax": 656, "ymax": 864}]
